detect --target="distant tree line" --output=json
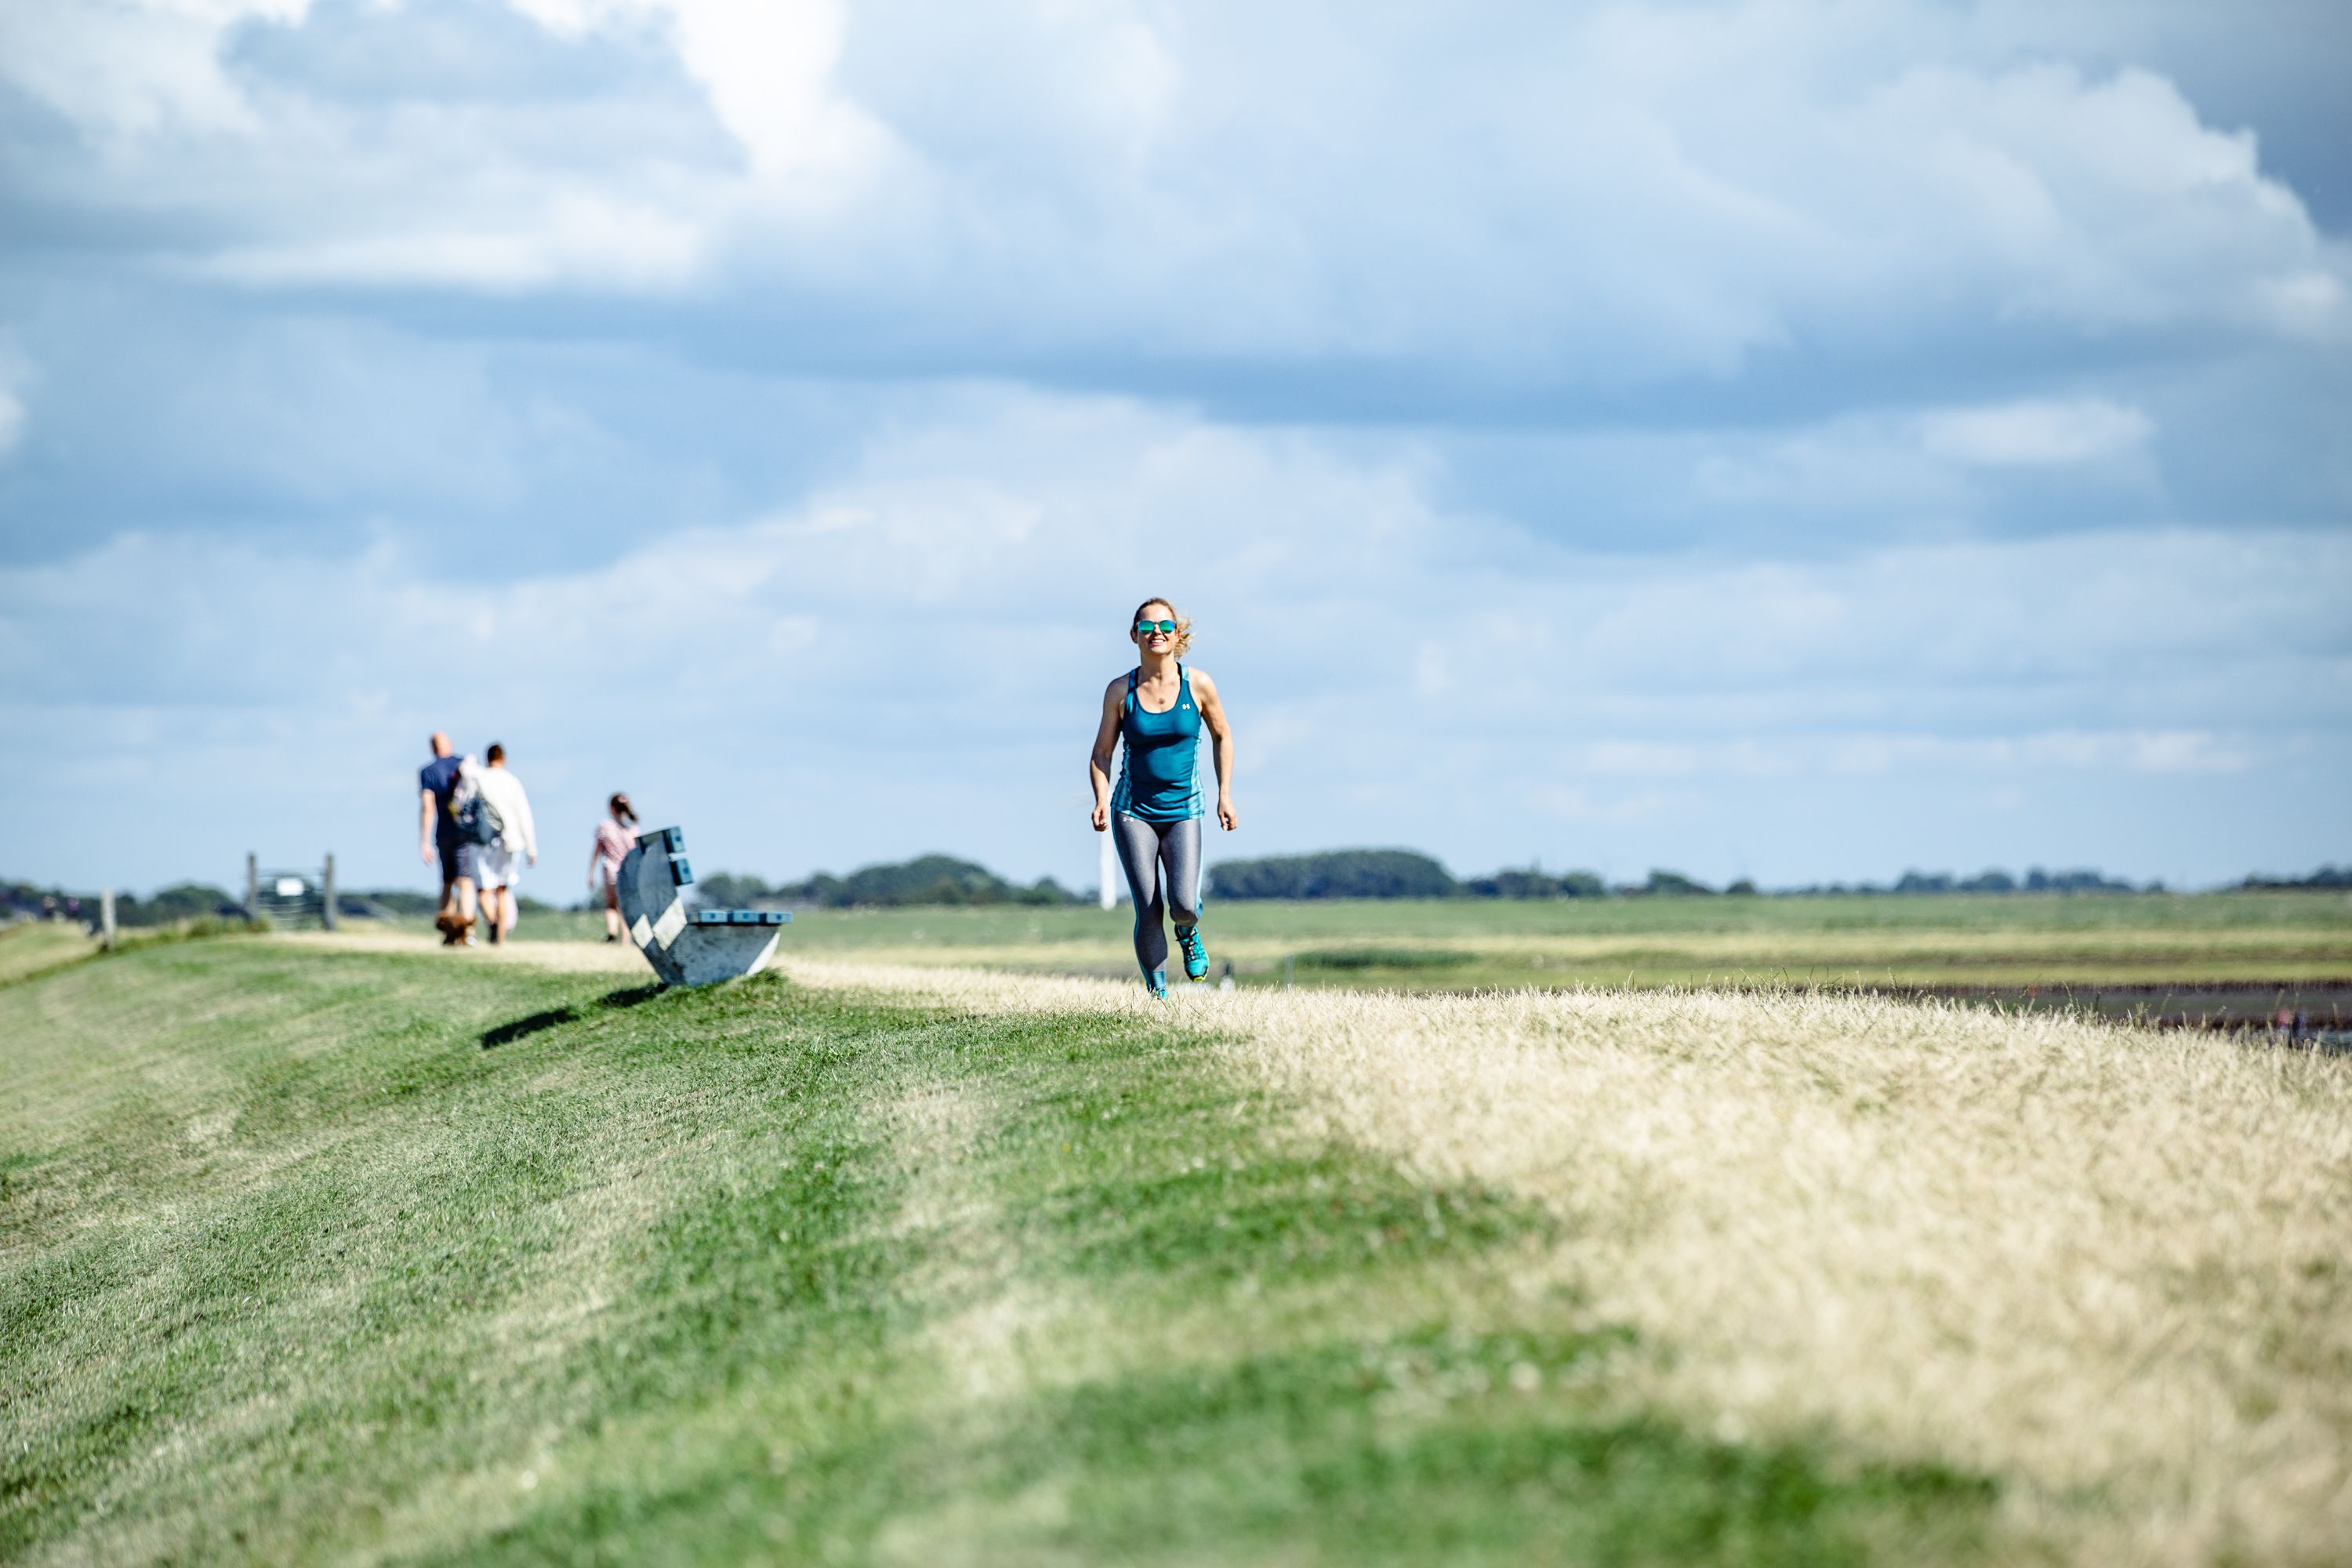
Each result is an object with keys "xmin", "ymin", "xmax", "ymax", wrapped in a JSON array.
[
  {"xmin": 1, "ymin": 879, "xmax": 241, "ymax": 927},
  {"xmin": 2241, "ymin": 865, "xmax": 2350, "ymax": 890},
  {"xmin": 0, "ymin": 880, "xmax": 563, "ymax": 927},
  {"xmin": 1459, "ymin": 866, "xmax": 1610, "ymax": 898},
  {"xmin": 1795, "ymin": 866, "xmax": 2152, "ymax": 895},
  {"xmin": 1205, "ymin": 851, "xmax": 1758, "ymax": 900},
  {"xmin": 1207, "ymin": 850, "xmax": 1459, "ymax": 900},
  {"xmin": 1204, "ymin": 852, "xmax": 2222, "ymax": 901},
  {"xmin": 5, "ymin": 857, "xmax": 2341, "ymax": 924},
  {"xmin": 342, "ymin": 888, "xmax": 561, "ymax": 916},
  {"xmin": 694, "ymin": 855, "xmax": 1080, "ymax": 910},
  {"xmin": 346, "ymin": 889, "xmax": 437, "ymax": 916}
]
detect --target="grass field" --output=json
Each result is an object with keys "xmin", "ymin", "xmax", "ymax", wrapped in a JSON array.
[
  {"xmin": 0, "ymin": 923, "xmax": 96, "ymax": 987},
  {"xmin": 494, "ymin": 890, "xmax": 2352, "ymax": 992},
  {"xmin": 5, "ymin": 928, "xmax": 2348, "ymax": 1565}
]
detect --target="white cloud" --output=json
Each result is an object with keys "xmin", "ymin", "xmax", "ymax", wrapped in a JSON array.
[
  {"xmin": 1679, "ymin": 394, "xmax": 2161, "ymax": 534},
  {"xmin": 0, "ymin": 0, "xmax": 877, "ymax": 179},
  {"xmin": 7, "ymin": 0, "xmax": 2344, "ymax": 365},
  {"xmin": 0, "ymin": 0, "xmax": 892, "ymax": 291},
  {"xmin": 0, "ymin": 0, "xmax": 309, "ymax": 136},
  {"xmin": 9, "ymin": 390, "xmax": 2339, "ymax": 733},
  {"xmin": 503, "ymin": 0, "xmax": 888, "ymax": 180},
  {"xmin": 0, "ymin": 343, "xmax": 31, "ymax": 461},
  {"xmin": 4, "ymin": 389, "xmax": 2343, "ymax": 887},
  {"xmin": 2252, "ymin": 269, "xmax": 2352, "ymax": 339},
  {"xmin": 204, "ymin": 191, "xmax": 709, "ymax": 289},
  {"xmin": 652, "ymin": 0, "xmax": 880, "ymax": 179},
  {"xmin": 1916, "ymin": 398, "xmax": 2153, "ymax": 467}
]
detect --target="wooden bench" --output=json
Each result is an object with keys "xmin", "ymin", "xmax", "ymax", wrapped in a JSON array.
[{"xmin": 616, "ymin": 826, "xmax": 792, "ymax": 986}]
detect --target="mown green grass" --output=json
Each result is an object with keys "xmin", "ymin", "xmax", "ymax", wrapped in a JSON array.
[
  {"xmin": 2, "ymin": 939, "xmax": 1995, "ymax": 1565},
  {"xmin": 487, "ymin": 890, "xmax": 2352, "ymax": 989}
]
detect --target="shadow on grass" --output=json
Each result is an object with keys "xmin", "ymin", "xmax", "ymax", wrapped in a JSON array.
[
  {"xmin": 481, "ymin": 1007, "xmax": 582, "ymax": 1050},
  {"xmin": 479, "ymin": 984, "xmax": 673, "ymax": 1050}
]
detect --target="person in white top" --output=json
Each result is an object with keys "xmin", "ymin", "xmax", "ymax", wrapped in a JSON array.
[{"xmin": 469, "ymin": 742, "xmax": 538, "ymax": 945}]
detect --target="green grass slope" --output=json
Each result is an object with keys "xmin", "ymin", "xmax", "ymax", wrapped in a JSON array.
[{"xmin": 1, "ymin": 938, "xmax": 1993, "ymax": 1566}]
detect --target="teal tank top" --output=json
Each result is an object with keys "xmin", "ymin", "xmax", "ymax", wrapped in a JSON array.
[{"xmin": 1111, "ymin": 664, "xmax": 1203, "ymax": 823}]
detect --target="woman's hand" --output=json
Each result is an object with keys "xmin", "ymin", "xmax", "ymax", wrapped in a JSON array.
[
  {"xmin": 1091, "ymin": 801, "xmax": 1109, "ymax": 832},
  {"xmin": 1217, "ymin": 794, "xmax": 1239, "ymax": 831}
]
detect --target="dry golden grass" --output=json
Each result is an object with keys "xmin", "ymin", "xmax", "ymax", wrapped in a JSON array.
[{"xmin": 0, "ymin": 922, "xmax": 96, "ymax": 986}]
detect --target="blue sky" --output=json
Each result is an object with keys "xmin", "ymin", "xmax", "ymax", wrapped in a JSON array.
[{"xmin": 1, "ymin": 0, "xmax": 2346, "ymax": 897}]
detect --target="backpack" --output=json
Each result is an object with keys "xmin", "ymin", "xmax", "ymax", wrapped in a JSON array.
[{"xmin": 449, "ymin": 774, "xmax": 504, "ymax": 848}]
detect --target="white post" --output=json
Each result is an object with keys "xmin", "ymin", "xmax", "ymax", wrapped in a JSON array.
[
  {"xmin": 100, "ymin": 888, "xmax": 116, "ymax": 949},
  {"xmin": 1098, "ymin": 829, "xmax": 1117, "ymax": 910}
]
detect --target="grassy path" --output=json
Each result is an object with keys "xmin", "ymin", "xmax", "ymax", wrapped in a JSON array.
[
  {"xmin": 489, "ymin": 891, "xmax": 2352, "ymax": 990},
  {"xmin": 3, "ymin": 937, "xmax": 1992, "ymax": 1566}
]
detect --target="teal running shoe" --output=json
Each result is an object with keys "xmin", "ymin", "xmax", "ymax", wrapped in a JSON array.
[
  {"xmin": 1174, "ymin": 924, "xmax": 1208, "ymax": 982},
  {"xmin": 1146, "ymin": 966, "xmax": 1169, "ymax": 1000}
]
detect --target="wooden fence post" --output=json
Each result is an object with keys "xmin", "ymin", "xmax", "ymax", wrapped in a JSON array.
[
  {"xmin": 246, "ymin": 854, "xmax": 258, "ymax": 921},
  {"xmin": 100, "ymin": 888, "xmax": 116, "ymax": 949},
  {"xmin": 322, "ymin": 854, "xmax": 336, "ymax": 932}
]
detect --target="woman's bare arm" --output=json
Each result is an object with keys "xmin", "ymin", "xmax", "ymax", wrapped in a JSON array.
[
  {"xmin": 1087, "ymin": 678, "xmax": 1124, "ymax": 830},
  {"xmin": 1192, "ymin": 670, "xmax": 1238, "ymax": 831}
]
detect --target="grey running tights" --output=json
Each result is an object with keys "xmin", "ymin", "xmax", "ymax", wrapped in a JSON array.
[{"xmin": 1111, "ymin": 813, "xmax": 1201, "ymax": 983}]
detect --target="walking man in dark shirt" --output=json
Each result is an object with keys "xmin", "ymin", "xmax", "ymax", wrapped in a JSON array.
[{"xmin": 418, "ymin": 731, "xmax": 477, "ymax": 946}]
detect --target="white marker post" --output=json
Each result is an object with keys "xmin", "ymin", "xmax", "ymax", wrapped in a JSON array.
[{"xmin": 1098, "ymin": 827, "xmax": 1118, "ymax": 910}]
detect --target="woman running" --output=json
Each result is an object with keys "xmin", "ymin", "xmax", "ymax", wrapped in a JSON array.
[
  {"xmin": 587, "ymin": 792, "xmax": 639, "ymax": 942},
  {"xmin": 1089, "ymin": 597, "xmax": 1237, "ymax": 996}
]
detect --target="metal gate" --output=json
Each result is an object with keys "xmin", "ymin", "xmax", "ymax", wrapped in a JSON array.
[{"xmin": 245, "ymin": 854, "xmax": 337, "ymax": 931}]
